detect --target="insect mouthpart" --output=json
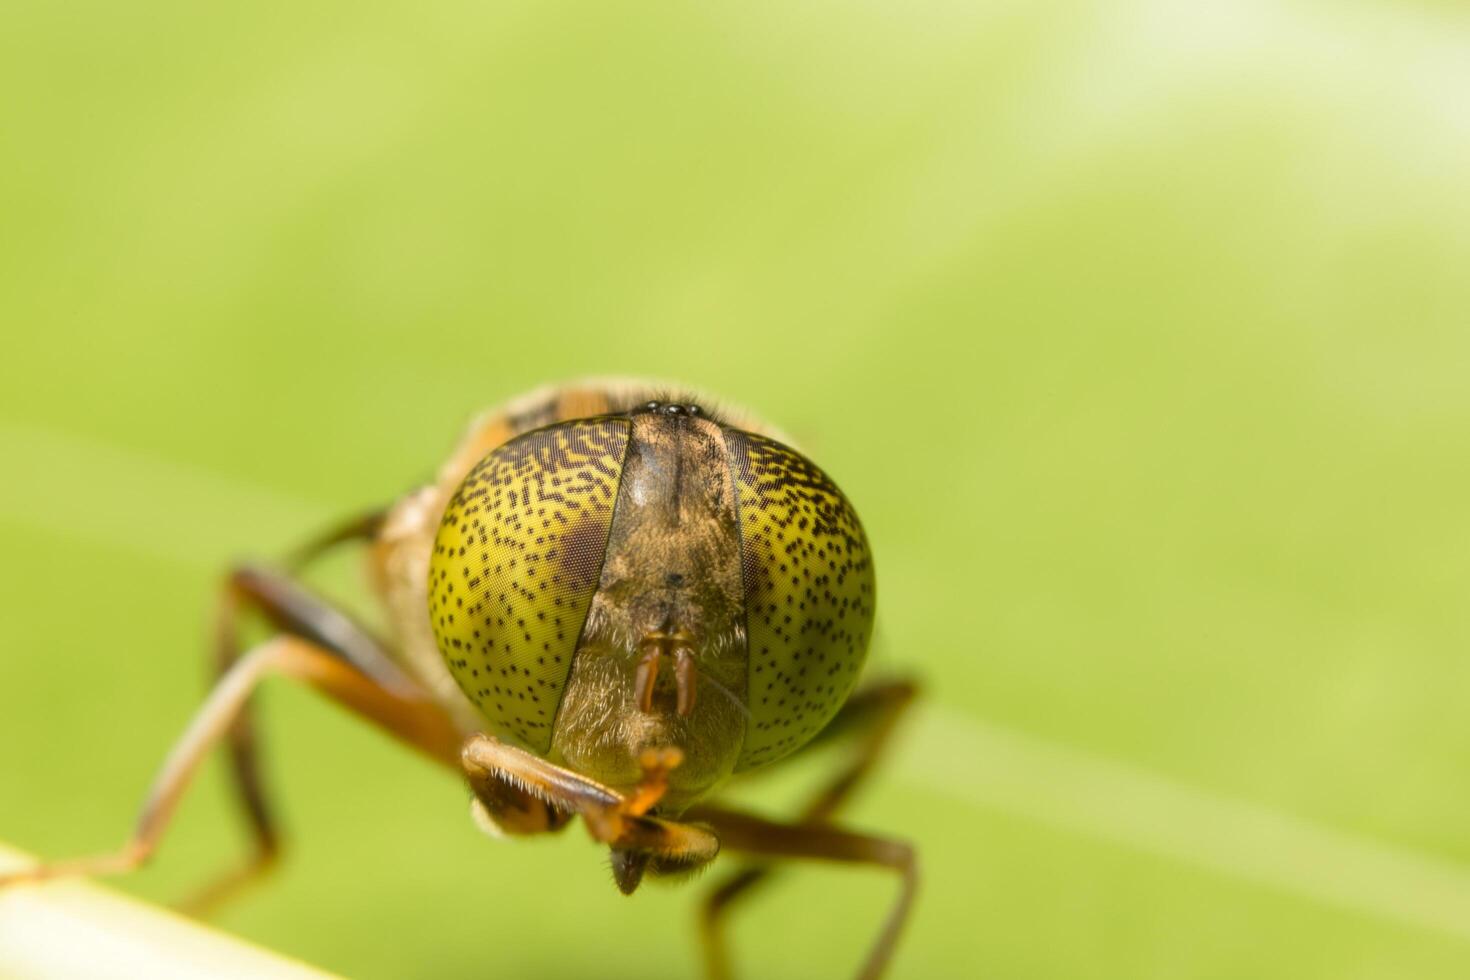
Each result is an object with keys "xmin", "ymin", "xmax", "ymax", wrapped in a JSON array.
[{"xmin": 633, "ymin": 628, "xmax": 698, "ymax": 718}]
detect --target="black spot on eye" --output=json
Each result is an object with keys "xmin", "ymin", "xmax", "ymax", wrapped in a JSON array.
[{"xmin": 557, "ymin": 515, "xmax": 613, "ymax": 591}]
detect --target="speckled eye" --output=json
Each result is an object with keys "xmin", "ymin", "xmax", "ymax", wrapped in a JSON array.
[
  {"xmin": 429, "ymin": 418, "xmax": 631, "ymax": 752},
  {"xmin": 725, "ymin": 431, "xmax": 876, "ymax": 771}
]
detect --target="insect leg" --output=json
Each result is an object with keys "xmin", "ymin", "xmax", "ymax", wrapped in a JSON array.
[
  {"xmin": 696, "ymin": 678, "xmax": 918, "ymax": 980},
  {"xmin": 686, "ymin": 805, "xmax": 917, "ymax": 980},
  {"xmin": 282, "ymin": 508, "xmax": 389, "ymax": 571},
  {"xmin": 604, "ymin": 812, "xmax": 721, "ymax": 894},
  {"xmin": 460, "ymin": 732, "xmax": 624, "ymax": 814},
  {"xmin": 0, "ymin": 636, "xmax": 462, "ymax": 894},
  {"xmin": 209, "ymin": 509, "xmax": 412, "ymax": 904},
  {"xmin": 217, "ymin": 567, "xmax": 418, "ymax": 831},
  {"xmin": 459, "ymin": 736, "xmax": 720, "ymax": 885}
]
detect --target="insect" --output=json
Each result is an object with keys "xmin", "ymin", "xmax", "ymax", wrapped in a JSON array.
[{"xmin": 1, "ymin": 380, "xmax": 918, "ymax": 978}]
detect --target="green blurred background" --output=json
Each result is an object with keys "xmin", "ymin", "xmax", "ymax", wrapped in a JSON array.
[{"xmin": 2, "ymin": 0, "xmax": 1469, "ymax": 977}]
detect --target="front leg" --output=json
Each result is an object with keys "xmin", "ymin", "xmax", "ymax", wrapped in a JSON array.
[
  {"xmin": 687, "ymin": 805, "xmax": 917, "ymax": 980},
  {"xmin": 0, "ymin": 636, "xmax": 462, "ymax": 895},
  {"xmin": 697, "ymin": 679, "xmax": 919, "ymax": 979},
  {"xmin": 460, "ymin": 734, "xmax": 720, "ymax": 891}
]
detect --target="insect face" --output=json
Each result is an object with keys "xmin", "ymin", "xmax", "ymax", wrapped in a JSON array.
[{"xmin": 428, "ymin": 401, "xmax": 875, "ymax": 811}]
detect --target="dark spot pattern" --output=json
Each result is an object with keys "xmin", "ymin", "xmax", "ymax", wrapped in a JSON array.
[
  {"xmin": 724, "ymin": 431, "xmax": 875, "ymax": 770},
  {"xmin": 429, "ymin": 418, "xmax": 630, "ymax": 751}
]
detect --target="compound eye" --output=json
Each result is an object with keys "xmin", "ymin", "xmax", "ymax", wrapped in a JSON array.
[
  {"xmin": 429, "ymin": 418, "xmax": 631, "ymax": 751},
  {"xmin": 724, "ymin": 431, "xmax": 876, "ymax": 770}
]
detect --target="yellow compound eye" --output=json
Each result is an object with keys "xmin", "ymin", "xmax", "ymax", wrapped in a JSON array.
[
  {"xmin": 725, "ymin": 431, "xmax": 876, "ymax": 771},
  {"xmin": 429, "ymin": 418, "xmax": 631, "ymax": 752}
]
